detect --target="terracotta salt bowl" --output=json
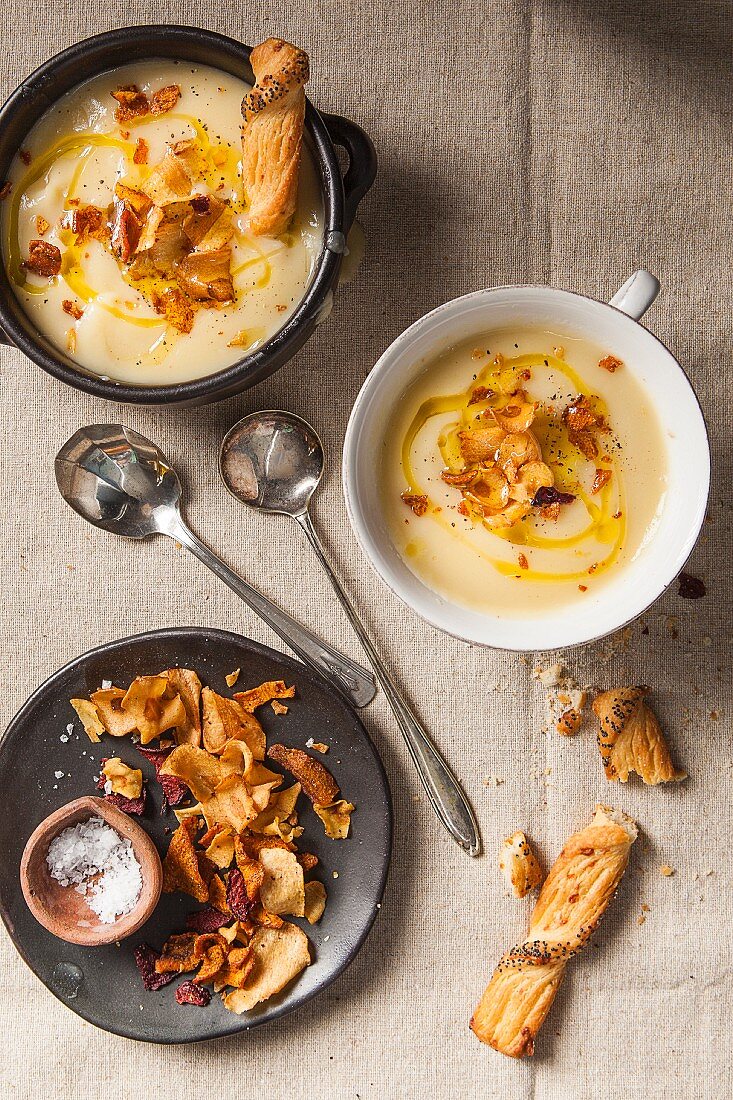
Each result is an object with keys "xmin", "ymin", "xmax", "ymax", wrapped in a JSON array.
[{"xmin": 20, "ymin": 795, "xmax": 162, "ymax": 946}]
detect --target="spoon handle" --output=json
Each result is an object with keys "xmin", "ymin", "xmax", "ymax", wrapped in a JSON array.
[
  {"xmin": 295, "ymin": 512, "xmax": 481, "ymax": 857},
  {"xmin": 168, "ymin": 517, "xmax": 376, "ymax": 709}
]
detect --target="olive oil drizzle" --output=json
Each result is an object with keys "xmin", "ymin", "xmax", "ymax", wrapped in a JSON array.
[
  {"xmin": 6, "ymin": 114, "xmax": 275, "ymax": 333},
  {"xmin": 6, "ymin": 134, "xmax": 133, "ymax": 292},
  {"xmin": 401, "ymin": 351, "xmax": 626, "ymax": 583},
  {"xmin": 6, "ymin": 134, "xmax": 163, "ymax": 328}
]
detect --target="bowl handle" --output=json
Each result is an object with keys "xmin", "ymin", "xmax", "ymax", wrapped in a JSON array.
[
  {"xmin": 321, "ymin": 112, "xmax": 377, "ymax": 230},
  {"xmin": 608, "ymin": 270, "xmax": 660, "ymax": 321}
]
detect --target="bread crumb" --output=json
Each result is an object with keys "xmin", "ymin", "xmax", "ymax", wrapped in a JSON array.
[
  {"xmin": 660, "ymin": 864, "xmax": 675, "ymax": 877},
  {"xmin": 533, "ymin": 662, "xmax": 564, "ymax": 687},
  {"xmin": 556, "ymin": 701, "xmax": 584, "ymax": 735},
  {"xmin": 225, "ymin": 669, "xmax": 240, "ymax": 688},
  {"xmin": 499, "ymin": 831, "xmax": 544, "ymax": 897},
  {"xmin": 533, "ymin": 661, "xmax": 588, "ymax": 734}
]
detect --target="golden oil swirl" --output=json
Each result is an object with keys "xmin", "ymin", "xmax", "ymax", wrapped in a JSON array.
[
  {"xmin": 4, "ymin": 113, "xmax": 274, "ymax": 332},
  {"xmin": 400, "ymin": 352, "xmax": 626, "ymax": 583}
]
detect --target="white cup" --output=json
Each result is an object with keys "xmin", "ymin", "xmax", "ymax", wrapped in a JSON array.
[{"xmin": 342, "ymin": 273, "xmax": 710, "ymax": 650}]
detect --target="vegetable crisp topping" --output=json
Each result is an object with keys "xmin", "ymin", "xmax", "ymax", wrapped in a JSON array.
[
  {"xmin": 401, "ymin": 492, "xmax": 429, "ymax": 517},
  {"xmin": 68, "ymin": 661, "xmax": 351, "ymax": 1014},
  {"xmin": 24, "ymin": 240, "xmax": 61, "ymax": 277}
]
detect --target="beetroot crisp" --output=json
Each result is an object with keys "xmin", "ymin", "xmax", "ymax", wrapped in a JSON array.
[
  {"xmin": 134, "ymin": 944, "xmax": 175, "ymax": 991},
  {"xmin": 137, "ymin": 745, "xmax": 189, "ymax": 809},
  {"xmin": 175, "ymin": 980, "xmax": 211, "ymax": 1007},
  {"xmin": 226, "ymin": 867, "xmax": 255, "ymax": 921},
  {"xmin": 185, "ymin": 906, "xmax": 230, "ymax": 933},
  {"xmin": 678, "ymin": 571, "xmax": 706, "ymax": 600},
  {"xmin": 532, "ymin": 486, "xmax": 575, "ymax": 507},
  {"xmin": 106, "ymin": 791, "xmax": 146, "ymax": 814}
]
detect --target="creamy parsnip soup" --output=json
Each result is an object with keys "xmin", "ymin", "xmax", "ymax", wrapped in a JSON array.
[
  {"xmin": 383, "ymin": 329, "xmax": 668, "ymax": 617},
  {"xmin": 1, "ymin": 62, "xmax": 323, "ymax": 384}
]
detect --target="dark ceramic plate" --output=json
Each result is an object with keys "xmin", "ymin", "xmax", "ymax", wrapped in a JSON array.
[{"xmin": 0, "ymin": 628, "xmax": 392, "ymax": 1043}]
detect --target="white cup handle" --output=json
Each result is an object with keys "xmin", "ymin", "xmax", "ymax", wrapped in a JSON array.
[{"xmin": 608, "ymin": 270, "xmax": 661, "ymax": 321}]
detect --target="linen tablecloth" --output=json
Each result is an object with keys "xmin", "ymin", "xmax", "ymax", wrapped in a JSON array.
[{"xmin": 1, "ymin": 2, "xmax": 731, "ymax": 1097}]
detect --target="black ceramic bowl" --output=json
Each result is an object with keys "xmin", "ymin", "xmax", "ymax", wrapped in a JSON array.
[{"xmin": 0, "ymin": 26, "xmax": 377, "ymax": 406}]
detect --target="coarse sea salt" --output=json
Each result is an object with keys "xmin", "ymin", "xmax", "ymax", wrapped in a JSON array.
[{"xmin": 46, "ymin": 815, "xmax": 142, "ymax": 924}]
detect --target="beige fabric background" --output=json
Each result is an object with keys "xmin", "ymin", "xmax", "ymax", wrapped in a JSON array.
[{"xmin": 0, "ymin": 2, "xmax": 731, "ymax": 1097}]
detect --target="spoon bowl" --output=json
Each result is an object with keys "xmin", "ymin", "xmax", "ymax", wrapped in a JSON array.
[
  {"xmin": 55, "ymin": 424, "xmax": 182, "ymax": 539},
  {"xmin": 220, "ymin": 410, "xmax": 324, "ymax": 517},
  {"xmin": 20, "ymin": 796, "xmax": 162, "ymax": 946}
]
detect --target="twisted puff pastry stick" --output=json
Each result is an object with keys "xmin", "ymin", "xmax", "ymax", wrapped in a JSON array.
[
  {"xmin": 241, "ymin": 38, "xmax": 309, "ymax": 237},
  {"xmin": 471, "ymin": 805, "xmax": 637, "ymax": 1057}
]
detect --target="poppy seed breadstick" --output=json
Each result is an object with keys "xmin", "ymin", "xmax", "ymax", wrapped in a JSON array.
[
  {"xmin": 471, "ymin": 805, "xmax": 637, "ymax": 1057},
  {"xmin": 241, "ymin": 38, "xmax": 309, "ymax": 237},
  {"xmin": 592, "ymin": 686, "xmax": 686, "ymax": 784}
]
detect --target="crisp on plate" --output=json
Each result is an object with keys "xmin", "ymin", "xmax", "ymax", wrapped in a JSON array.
[{"xmin": 0, "ymin": 628, "xmax": 391, "ymax": 1043}]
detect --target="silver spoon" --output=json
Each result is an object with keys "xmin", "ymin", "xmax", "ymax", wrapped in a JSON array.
[
  {"xmin": 54, "ymin": 424, "xmax": 376, "ymax": 709},
  {"xmin": 220, "ymin": 411, "xmax": 481, "ymax": 857}
]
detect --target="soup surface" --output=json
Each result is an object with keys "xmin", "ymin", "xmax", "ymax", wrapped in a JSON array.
[
  {"xmin": 1, "ymin": 61, "xmax": 323, "ymax": 384},
  {"xmin": 382, "ymin": 328, "xmax": 668, "ymax": 618}
]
